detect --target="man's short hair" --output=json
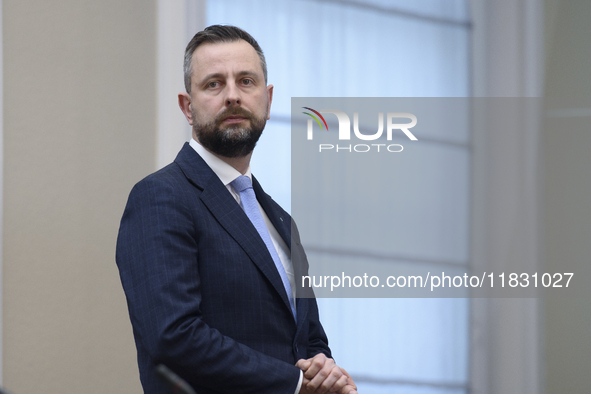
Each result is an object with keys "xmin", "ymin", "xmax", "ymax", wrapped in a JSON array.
[{"xmin": 184, "ymin": 25, "xmax": 268, "ymax": 94}]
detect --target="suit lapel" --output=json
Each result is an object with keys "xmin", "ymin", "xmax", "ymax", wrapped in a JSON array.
[
  {"xmin": 174, "ymin": 143, "xmax": 294, "ymax": 319},
  {"xmin": 254, "ymin": 175, "xmax": 310, "ymax": 331},
  {"xmin": 252, "ymin": 176, "xmax": 291, "ymax": 251}
]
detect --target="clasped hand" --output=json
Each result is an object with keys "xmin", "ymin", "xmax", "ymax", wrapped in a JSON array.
[{"xmin": 296, "ymin": 353, "xmax": 358, "ymax": 394}]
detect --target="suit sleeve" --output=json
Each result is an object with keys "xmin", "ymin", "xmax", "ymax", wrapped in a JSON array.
[
  {"xmin": 116, "ymin": 176, "xmax": 300, "ymax": 393},
  {"xmin": 305, "ymin": 298, "xmax": 332, "ymax": 359}
]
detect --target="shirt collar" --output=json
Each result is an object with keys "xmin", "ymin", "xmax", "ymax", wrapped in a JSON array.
[{"xmin": 189, "ymin": 138, "xmax": 252, "ymax": 186}]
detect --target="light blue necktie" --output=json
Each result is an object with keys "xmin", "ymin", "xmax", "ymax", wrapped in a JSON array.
[{"xmin": 231, "ymin": 175, "xmax": 296, "ymax": 321}]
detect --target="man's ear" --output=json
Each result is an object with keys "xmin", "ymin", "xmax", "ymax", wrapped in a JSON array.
[
  {"xmin": 178, "ymin": 92, "xmax": 193, "ymax": 125},
  {"xmin": 266, "ymin": 84, "xmax": 274, "ymax": 120}
]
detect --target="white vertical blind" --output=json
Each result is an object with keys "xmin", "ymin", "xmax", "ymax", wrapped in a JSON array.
[{"xmin": 206, "ymin": 1, "xmax": 471, "ymax": 392}]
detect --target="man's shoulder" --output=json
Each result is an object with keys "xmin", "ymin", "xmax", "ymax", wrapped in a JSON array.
[
  {"xmin": 130, "ymin": 142, "xmax": 211, "ymax": 192},
  {"xmin": 120, "ymin": 162, "xmax": 203, "ymax": 223},
  {"xmin": 126, "ymin": 161, "xmax": 206, "ymax": 210},
  {"xmin": 131, "ymin": 162, "xmax": 186, "ymax": 194}
]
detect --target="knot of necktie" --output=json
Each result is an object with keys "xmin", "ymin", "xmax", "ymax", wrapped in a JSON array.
[{"xmin": 230, "ymin": 175, "xmax": 252, "ymax": 193}]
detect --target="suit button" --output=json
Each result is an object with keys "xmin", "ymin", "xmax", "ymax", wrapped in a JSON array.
[{"xmin": 295, "ymin": 345, "xmax": 299, "ymax": 353}]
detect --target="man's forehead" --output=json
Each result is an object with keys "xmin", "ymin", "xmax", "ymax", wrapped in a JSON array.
[{"xmin": 191, "ymin": 40, "xmax": 262, "ymax": 77}]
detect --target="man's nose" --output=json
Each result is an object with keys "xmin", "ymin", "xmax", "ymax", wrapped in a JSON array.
[{"xmin": 224, "ymin": 82, "xmax": 242, "ymax": 107}]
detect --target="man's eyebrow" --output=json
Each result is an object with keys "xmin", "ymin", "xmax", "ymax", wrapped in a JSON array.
[
  {"xmin": 235, "ymin": 71, "xmax": 260, "ymax": 80},
  {"xmin": 198, "ymin": 71, "xmax": 261, "ymax": 85},
  {"xmin": 198, "ymin": 73, "xmax": 224, "ymax": 85}
]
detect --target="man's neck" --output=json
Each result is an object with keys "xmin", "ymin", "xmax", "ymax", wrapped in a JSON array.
[
  {"xmin": 211, "ymin": 151, "xmax": 252, "ymax": 175},
  {"xmin": 193, "ymin": 138, "xmax": 252, "ymax": 175}
]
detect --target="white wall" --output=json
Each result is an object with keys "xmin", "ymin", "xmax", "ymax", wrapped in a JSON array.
[{"xmin": 2, "ymin": 1, "xmax": 157, "ymax": 392}]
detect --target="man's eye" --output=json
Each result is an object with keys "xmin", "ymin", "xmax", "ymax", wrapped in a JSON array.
[
  {"xmin": 242, "ymin": 79, "xmax": 253, "ymax": 85},
  {"xmin": 208, "ymin": 81, "xmax": 219, "ymax": 88}
]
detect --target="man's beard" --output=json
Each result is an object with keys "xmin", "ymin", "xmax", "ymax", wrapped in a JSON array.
[{"xmin": 193, "ymin": 106, "xmax": 267, "ymax": 158}]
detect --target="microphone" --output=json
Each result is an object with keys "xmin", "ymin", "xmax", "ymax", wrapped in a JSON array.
[{"xmin": 156, "ymin": 364, "xmax": 197, "ymax": 394}]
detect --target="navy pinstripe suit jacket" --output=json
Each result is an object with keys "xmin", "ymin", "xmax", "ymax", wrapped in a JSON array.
[{"xmin": 116, "ymin": 143, "xmax": 331, "ymax": 393}]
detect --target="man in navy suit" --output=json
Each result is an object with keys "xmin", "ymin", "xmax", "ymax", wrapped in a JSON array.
[{"xmin": 116, "ymin": 25, "xmax": 357, "ymax": 394}]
